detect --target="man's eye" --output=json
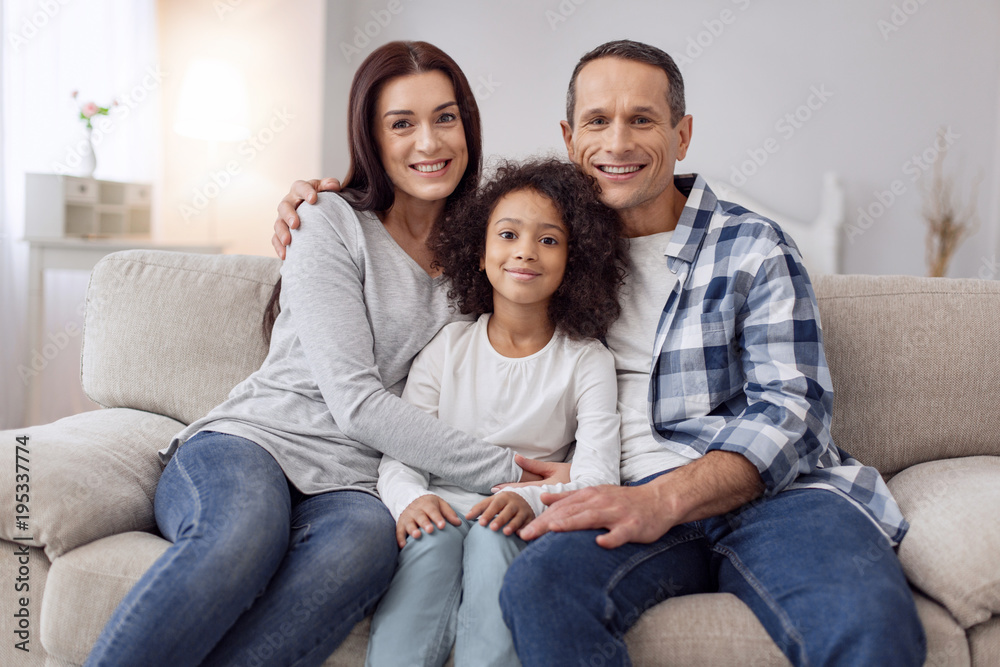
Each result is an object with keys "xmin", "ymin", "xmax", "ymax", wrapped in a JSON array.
[
  {"xmin": 589, "ymin": 118, "xmax": 607, "ymax": 126},
  {"xmin": 635, "ymin": 117, "xmax": 651, "ymax": 125}
]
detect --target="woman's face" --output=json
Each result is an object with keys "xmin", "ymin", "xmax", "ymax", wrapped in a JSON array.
[{"xmin": 375, "ymin": 70, "xmax": 469, "ymax": 206}]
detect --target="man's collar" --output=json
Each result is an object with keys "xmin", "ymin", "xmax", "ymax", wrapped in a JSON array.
[{"xmin": 664, "ymin": 173, "xmax": 717, "ymax": 264}]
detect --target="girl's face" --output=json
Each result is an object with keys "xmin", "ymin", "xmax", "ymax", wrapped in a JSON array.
[
  {"xmin": 375, "ymin": 70, "xmax": 468, "ymax": 207},
  {"xmin": 482, "ymin": 188, "xmax": 569, "ymax": 313}
]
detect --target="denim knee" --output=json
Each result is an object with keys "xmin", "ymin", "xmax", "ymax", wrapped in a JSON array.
[{"xmin": 465, "ymin": 523, "xmax": 526, "ymax": 565}]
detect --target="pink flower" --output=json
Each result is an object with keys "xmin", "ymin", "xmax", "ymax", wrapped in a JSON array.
[{"xmin": 81, "ymin": 102, "xmax": 100, "ymax": 118}]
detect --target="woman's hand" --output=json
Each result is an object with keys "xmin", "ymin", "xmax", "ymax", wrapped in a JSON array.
[
  {"xmin": 466, "ymin": 492, "xmax": 535, "ymax": 536},
  {"xmin": 272, "ymin": 177, "xmax": 342, "ymax": 259},
  {"xmin": 493, "ymin": 454, "xmax": 572, "ymax": 491},
  {"xmin": 396, "ymin": 494, "xmax": 462, "ymax": 548}
]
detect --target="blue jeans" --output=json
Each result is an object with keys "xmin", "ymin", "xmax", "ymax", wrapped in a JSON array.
[
  {"xmin": 500, "ymin": 479, "xmax": 926, "ymax": 667},
  {"xmin": 366, "ymin": 517, "xmax": 526, "ymax": 667},
  {"xmin": 85, "ymin": 431, "xmax": 398, "ymax": 667}
]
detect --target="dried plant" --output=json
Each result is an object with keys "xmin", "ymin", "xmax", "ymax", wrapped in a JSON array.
[{"xmin": 922, "ymin": 126, "xmax": 980, "ymax": 278}]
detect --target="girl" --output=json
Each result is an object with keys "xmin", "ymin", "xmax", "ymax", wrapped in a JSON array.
[
  {"xmin": 366, "ymin": 158, "xmax": 628, "ymax": 667},
  {"xmin": 85, "ymin": 42, "xmax": 553, "ymax": 667}
]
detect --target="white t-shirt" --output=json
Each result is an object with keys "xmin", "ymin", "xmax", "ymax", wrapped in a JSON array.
[
  {"xmin": 606, "ymin": 231, "xmax": 695, "ymax": 483},
  {"xmin": 377, "ymin": 314, "xmax": 621, "ymax": 519}
]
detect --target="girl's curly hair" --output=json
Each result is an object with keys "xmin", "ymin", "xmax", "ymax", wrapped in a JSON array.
[{"xmin": 431, "ymin": 158, "xmax": 627, "ymax": 340}]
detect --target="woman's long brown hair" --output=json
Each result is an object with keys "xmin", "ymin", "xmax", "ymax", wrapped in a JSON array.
[{"xmin": 262, "ymin": 41, "xmax": 483, "ymax": 343}]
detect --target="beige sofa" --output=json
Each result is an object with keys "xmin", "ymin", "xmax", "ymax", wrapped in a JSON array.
[{"xmin": 2, "ymin": 249, "xmax": 999, "ymax": 666}]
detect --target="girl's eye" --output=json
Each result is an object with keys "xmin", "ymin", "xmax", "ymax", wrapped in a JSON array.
[
  {"xmin": 438, "ymin": 112, "xmax": 457, "ymax": 123},
  {"xmin": 391, "ymin": 120, "xmax": 412, "ymax": 130},
  {"xmin": 540, "ymin": 237, "xmax": 559, "ymax": 246},
  {"xmin": 499, "ymin": 231, "xmax": 516, "ymax": 240}
]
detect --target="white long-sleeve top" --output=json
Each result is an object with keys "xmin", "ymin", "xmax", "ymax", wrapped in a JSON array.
[{"xmin": 377, "ymin": 314, "xmax": 621, "ymax": 520}]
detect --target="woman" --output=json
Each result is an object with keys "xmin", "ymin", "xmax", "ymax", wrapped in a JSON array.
[{"xmin": 85, "ymin": 41, "xmax": 544, "ymax": 667}]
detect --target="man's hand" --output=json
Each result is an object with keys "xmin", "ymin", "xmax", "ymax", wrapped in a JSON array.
[
  {"xmin": 467, "ymin": 492, "xmax": 535, "ymax": 536},
  {"xmin": 395, "ymin": 494, "xmax": 462, "ymax": 548},
  {"xmin": 272, "ymin": 178, "xmax": 342, "ymax": 259},
  {"xmin": 518, "ymin": 451, "xmax": 765, "ymax": 549},
  {"xmin": 493, "ymin": 454, "xmax": 571, "ymax": 492},
  {"xmin": 518, "ymin": 484, "xmax": 675, "ymax": 548}
]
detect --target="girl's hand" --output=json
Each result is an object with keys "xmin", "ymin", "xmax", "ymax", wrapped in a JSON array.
[
  {"xmin": 466, "ymin": 492, "xmax": 535, "ymax": 536},
  {"xmin": 493, "ymin": 454, "xmax": 572, "ymax": 491},
  {"xmin": 396, "ymin": 495, "xmax": 462, "ymax": 548}
]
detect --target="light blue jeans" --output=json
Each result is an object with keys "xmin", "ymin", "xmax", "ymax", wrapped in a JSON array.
[
  {"xmin": 85, "ymin": 431, "xmax": 398, "ymax": 667},
  {"xmin": 366, "ymin": 516, "xmax": 527, "ymax": 667},
  {"xmin": 501, "ymin": 476, "xmax": 926, "ymax": 667}
]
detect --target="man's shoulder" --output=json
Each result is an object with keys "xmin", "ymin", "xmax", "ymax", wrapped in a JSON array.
[{"xmin": 711, "ymin": 199, "xmax": 794, "ymax": 249}]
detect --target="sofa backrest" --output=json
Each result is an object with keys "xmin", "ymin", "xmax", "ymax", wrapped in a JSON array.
[
  {"xmin": 82, "ymin": 250, "xmax": 279, "ymax": 426},
  {"xmin": 813, "ymin": 274, "xmax": 1000, "ymax": 477},
  {"xmin": 82, "ymin": 252, "xmax": 1000, "ymax": 476}
]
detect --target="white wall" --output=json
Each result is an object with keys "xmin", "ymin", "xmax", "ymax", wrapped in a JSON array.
[
  {"xmin": 321, "ymin": 0, "xmax": 1000, "ymax": 278},
  {"xmin": 158, "ymin": 0, "xmax": 326, "ymax": 256}
]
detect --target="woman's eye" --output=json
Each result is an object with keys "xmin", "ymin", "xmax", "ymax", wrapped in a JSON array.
[
  {"xmin": 438, "ymin": 112, "xmax": 457, "ymax": 123},
  {"xmin": 391, "ymin": 120, "xmax": 411, "ymax": 130}
]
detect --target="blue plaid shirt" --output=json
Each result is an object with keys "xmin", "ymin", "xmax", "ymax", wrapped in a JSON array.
[{"xmin": 649, "ymin": 175, "xmax": 907, "ymax": 544}]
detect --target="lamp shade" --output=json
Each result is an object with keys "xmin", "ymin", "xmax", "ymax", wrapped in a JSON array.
[{"xmin": 174, "ymin": 58, "xmax": 250, "ymax": 142}]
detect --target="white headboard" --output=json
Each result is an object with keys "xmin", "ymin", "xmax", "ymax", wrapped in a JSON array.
[{"xmin": 701, "ymin": 172, "xmax": 845, "ymax": 276}]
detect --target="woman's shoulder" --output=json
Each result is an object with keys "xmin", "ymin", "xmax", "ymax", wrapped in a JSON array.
[
  {"xmin": 302, "ymin": 192, "xmax": 366, "ymax": 221},
  {"xmin": 296, "ymin": 192, "xmax": 372, "ymax": 234}
]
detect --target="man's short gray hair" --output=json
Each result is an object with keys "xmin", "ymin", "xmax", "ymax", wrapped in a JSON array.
[{"xmin": 566, "ymin": 39, "xmax": 686, "ymax": 128}]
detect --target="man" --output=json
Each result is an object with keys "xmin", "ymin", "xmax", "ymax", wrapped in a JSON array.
[{"xmin": 273, "ymin": 40, "xmax": 924, "ymax": 667}]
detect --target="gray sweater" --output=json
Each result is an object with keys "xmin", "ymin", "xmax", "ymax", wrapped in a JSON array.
[{"xmin": 163, "ymin": 193, "xmax": 520, "ymax": 495}]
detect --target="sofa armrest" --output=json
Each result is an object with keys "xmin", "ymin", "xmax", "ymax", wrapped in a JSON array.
[
  {"xmin": 888, "ymin": 456, "xmax": 1000, "ymax": 628},
  {"xmin": 0, "ymin": 408, "xmax": 183, "ymax": 560}
]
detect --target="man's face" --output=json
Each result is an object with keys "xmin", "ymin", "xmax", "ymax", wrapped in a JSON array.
[{"xmin": 562, "ymin": 57, "xmax": 691, "ymax": 220}]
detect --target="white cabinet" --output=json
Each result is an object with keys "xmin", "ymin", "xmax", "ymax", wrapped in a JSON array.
[{"xmin": 25, "ymin": 173, "xmax": 152, "ymax": 239}]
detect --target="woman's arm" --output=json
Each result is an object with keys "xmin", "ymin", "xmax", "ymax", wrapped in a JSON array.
[{"xmin": 282, "ymin": 196, "xmax": 520, "ymax": 492}]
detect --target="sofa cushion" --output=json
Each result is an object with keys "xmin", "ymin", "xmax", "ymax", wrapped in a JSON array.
[
  {"xmin": 812, "ymin": 275, "xmax": 1000, "ymax": 476},
  {"xmin": 39, "ymin": 534, "xmax": 967, "ymax": 667},
  {"xmin": 41, "ymin": 532, "xmax": 170, "ymax": 664},
  {"xmin": 82, "ymin": 250, "xmax": 279, "ymax": 425},
  {"xmin": 624, "ymin": 593, "xmax": 788, "ymax": 665},
  {"xmin": 0, "ymin": 545, "xmax": 49, "ymax": 667},
  {"xmin": 623, "ymin": 590, "xmax": 968, "ymax": 667},
  {"xmin": 0, "ymin": 408, "xmax": 182, "ymax": 560},
  {"xmin": 888, "ymin": 456, "xmax": 1000, "ymax": 628},
  {"xmin": 970, "ymin": 615, "xmax": 1000, "ymax": 667},
  {"xmin": 912, "ymin": 591, "xmax": 973, "ymax": 667}
]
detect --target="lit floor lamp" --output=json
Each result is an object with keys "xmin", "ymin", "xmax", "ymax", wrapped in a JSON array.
[{"xmin": 173, "ymin": 58, "xmax": 250, "ymax": 242}]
